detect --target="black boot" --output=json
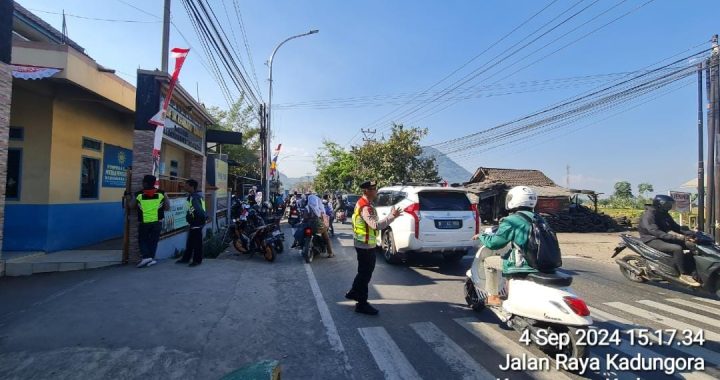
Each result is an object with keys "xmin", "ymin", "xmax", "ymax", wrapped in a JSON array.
[{"xmin": 355, "ymin": 302, "xmax": 379, "ymax": 315}]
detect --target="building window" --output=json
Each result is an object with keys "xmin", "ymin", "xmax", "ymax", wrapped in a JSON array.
[
  {"xmin": 80, "ymin": 156, "xmax": 100, "ymax": 199},
  {"xmin": 170, "ymin": 160, "xmax": 178, "ymax": 168},
  {"xmin": 9, "ymin": 127, "xmax": 24, "ymax": 141},
  {"xmin": 82, "ymin": 137, "xmax": 102, "ymax": 152},
  {"xmin": 6, "ymin": 149, "xmax": 21, "ymax": 200}
]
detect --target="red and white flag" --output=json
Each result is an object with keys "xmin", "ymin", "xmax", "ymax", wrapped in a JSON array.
[{"xmin": 150, "ymin": 48, "xmax": 190, "ymax": 187}]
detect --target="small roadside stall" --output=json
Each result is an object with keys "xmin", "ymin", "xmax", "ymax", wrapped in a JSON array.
[{"xmin": 126, "ymin": 69, "xmax": 214, "ymax": 262}]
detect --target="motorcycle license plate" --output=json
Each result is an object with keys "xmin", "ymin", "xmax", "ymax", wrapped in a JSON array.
[{"xmin": 435, "ymin": 220, "xmax": 461, "ymax": 229}]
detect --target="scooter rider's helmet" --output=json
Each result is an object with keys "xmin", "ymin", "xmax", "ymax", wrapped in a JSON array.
[
  {"xmin": 505, "ymin": 186, "xmax": 538, "ymax": 210},
  {"xmin": 653, "ymin": 195, "xmax": 675, "ymax": 213}
]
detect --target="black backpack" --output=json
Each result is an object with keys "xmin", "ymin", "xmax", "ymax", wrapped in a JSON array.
[{"xmin": 516, "ymin": 211, "xmax": 562, "ymax": 272}]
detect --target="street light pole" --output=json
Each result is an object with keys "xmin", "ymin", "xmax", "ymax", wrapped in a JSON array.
[{"xmin": 266, "ymin": 29, "xmax": 319, "ymax": 198}]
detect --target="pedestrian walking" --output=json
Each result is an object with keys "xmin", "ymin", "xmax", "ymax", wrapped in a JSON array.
[
  {"xmin": 345, "ymin": 180, "xmax": 400, "ymax": 315},
  {"xmin": 176, "ymin": 179, "xmax": 206, "ymax": 267},
  {"xmin": 127, "ymin": 175, "xmax": 169, "ymax": 268}
]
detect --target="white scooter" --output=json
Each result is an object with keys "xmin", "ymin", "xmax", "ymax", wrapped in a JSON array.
[{"xmin": 464, "ymin": 240, "xmax": 593, "ymax": 360}]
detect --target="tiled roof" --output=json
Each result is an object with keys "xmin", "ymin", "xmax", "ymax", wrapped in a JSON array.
[
  {"xmin": 468, "ymin": 167, "xmax": 558, "ymax": 187},
  {"xmin": 13, "ymin": 1, "xmax": 86, "ymax": 55}
]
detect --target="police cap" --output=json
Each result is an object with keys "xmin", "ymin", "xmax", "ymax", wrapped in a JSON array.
[{"xmin": 360, "ymin": 180, "xmax": 377, "ymax": 190}]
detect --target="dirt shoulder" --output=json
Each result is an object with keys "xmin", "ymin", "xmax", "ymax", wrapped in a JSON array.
[{"xmin": 556, "ymin": 231, "xmax": 638, "ymax": 264}]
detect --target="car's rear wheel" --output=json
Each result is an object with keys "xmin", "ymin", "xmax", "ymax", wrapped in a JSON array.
[{"xmin": 382, "ymin": 230, "xmax": 402, "ymax": 264}]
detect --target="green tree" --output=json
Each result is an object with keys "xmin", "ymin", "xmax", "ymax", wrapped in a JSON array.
[
  {"xmin": 313, "ymin": 124, "xmax": 439, "ymax": 192},
  {"xmin": 638, "ymin": 183, "xmax": 654, "ymax": 197},
  {"xmin": 613, "ymin": 181, "xmax": 633, "ymax": 199},
  {"xmin": 206, "ymin": 98, "xmax": 261, "ymax": 180}
]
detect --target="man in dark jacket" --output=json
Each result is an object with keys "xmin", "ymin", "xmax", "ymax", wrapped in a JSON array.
[
  {"xmin": 638, "ymin": 195, "xmax": 699, "ymax": 286},
  {"xmin": 176, "ymin": 179, "xmax": 206, "ymax": 267}
]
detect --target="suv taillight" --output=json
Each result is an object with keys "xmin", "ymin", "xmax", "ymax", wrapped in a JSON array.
[
  {"xmin": 404, "ymin": 203, "xmax": 420, "ymax": 239},
  {"xmin": 470, "ymin": 204, "xmax": 479, "ymax": 234}
]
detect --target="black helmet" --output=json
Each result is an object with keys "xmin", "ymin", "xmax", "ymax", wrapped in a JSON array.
[{"xmin": 652, "ymin": 195, "xmax": 674, "ymax": 212}]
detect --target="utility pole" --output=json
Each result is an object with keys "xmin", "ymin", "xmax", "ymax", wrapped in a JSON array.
[
  {"xmin": 708, "ymin": 35, "xmax": 719, "ymax": 238},
  {"xmin": 698, "ymin": 63, "xmax": 705, "ymax": 231},
  {"xmin": 566, "ymin": 165, "xmax": 570, "ymax": 188},
  {"xmin": 714, "ymin": 35, "xmax": 720, "ymax": 239},
  {"xmin": 259, "ymin": 104, "xmax": 266, "ymax": 192},
  {"xmin": 361, "ymin": 128, "xmax": 377, "ymax": 143},
  {"xmin": 161, "ymin": 0, "xmax": 171, "ymax": 72}
]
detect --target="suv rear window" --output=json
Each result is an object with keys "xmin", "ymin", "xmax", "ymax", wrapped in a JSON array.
[{"xmin": 419, "ymin": 191, "xmax": 471, "ymax": 211}]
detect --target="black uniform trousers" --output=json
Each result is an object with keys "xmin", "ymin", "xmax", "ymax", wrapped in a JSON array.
[
  {"xmin": 138, "ymin": 222, "xmax": 162, "ymax": 259},
  {"xmin": 646, "ymin": 238, "xmax": 695, "ymax": 275},
  {"xmin": 182, "ymin": 227, "xmax": 204, "ymax": 264},
  {"xmin": 351, "ymin": 247, "xmax": 378, "ymax": 304}
]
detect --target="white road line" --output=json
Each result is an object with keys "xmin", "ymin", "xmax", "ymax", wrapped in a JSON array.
[
  {"xmin": 693, "ymin": 297, "xmax": 720, "ymax": 307},
  {"xmin": 591, "ymin": 306, "xmax": 720, "ymax": 366},
  {"xmin": 304, "ymin": 264, "xmax": 353, "ymax": 374},
  {"xmin": 667, "ymin": 298, "xmax": 720, "ymax": 317},
  {"xmin": 455, "ymin": 318, "xmax": 572, "ymax": 380},
  {"xmin": 358, "ymin": 327, "xmax": 422, "ymax": 380},
  {"xmin": 637, "ymin": 300, "xmax": 720, "ymax": 330},
  {"xmin": 604, "ymin": 302, "xmax": 720, "ymax": 342},
  {"xmin": 410, "ymin": 322, "xmax": 495, "ymax": 380}
]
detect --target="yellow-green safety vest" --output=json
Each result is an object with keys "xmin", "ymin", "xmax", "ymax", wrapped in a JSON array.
[
  {"xmin": 352, "ymin": 197, "xmax": 378, "ymax": 246},
  {"xmin": 136, "ymin": 192, "xmax": 165, "ymax": 224}
]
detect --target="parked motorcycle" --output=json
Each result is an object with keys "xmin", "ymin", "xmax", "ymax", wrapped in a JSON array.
[
  {"xmin": 612, "ymin": 232, "xmax": 720, "ymax": 298},
  {"xmin": 464, "ymin": 244, "xmax": 592, "ymax": 361},
  {"xmin": 231, "ymin": 208, "xmax": 279, "ymax": 262}
]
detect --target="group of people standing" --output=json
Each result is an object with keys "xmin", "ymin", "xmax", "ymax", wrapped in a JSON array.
[{"xmin": 125, "ymin": 175, "xmax": 207, "ymax": 269}]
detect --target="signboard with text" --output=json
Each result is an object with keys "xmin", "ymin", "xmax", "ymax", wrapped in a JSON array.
[
  {"xmin": 669, "ymin": 191, "xmax": 691, "ymax": 213},
  {"xmin": 102, "ymin": 144, "xmax": 132, "ymax": 188},
  {"xmin": 161, "ymin": 197, "xmax": 189, "ymax": 234}
]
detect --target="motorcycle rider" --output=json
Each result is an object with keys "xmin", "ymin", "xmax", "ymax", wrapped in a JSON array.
[
  {"xmin": 639, "ymin": 195, "xmax": 700, "ymax": 286},
  {"xmin": 473, "ymin": 186, "xmax": 540, "ymax": 306},
  {"xmin": 310, "ymin": 193, "xmax": 334, "ymax": 257}
]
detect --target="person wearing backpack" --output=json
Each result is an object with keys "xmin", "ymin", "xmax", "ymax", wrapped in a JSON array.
[{"xmin": 473, "ymin": 186, "xmax": 560, "ymax": 307}]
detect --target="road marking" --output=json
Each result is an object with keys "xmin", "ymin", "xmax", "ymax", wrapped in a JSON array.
[
  {"xmin": 410, "ymin": 322, "xmax": 495, "ymax": 380},
  {"xmin": 304, "ymin": 264, "xmax": 353, "ymax": 374},
  {"xmin": 693, "ymin": 297, "xmax": 720, "ymax": 307},
  {"xmin": 590, "ymin": 306, "xmax": 720, "ymax": 367},
  {"xmin": 358, "ymin": 327, "xmax": 422, "ymax": 380},
  {"xmin": 637, "ymin": 300, "xmax": 720, "ymax": 330},
  {"xmin": 455, "ymin": 318, "xmax": 572, "ymax": 380},
  {"xmin": 667, "ymin": 298, "xmax": 720, "ymax": 317},
  {"xmin": 604, "ymin": 302, "xmax": 720, "ymax": 341}
]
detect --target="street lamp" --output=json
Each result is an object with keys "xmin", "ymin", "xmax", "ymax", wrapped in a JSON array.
[{"xmin": 265, "ymin": 29, "xmax": 319, "ymax": 198}]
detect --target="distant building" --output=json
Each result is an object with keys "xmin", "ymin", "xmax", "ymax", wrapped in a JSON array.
[
  {"xmin": 464, "ymin": 167, "xmax": 572, "ymax": 223},
  {"xmin": 4, "ymin": 3, "xmax": 135, "ymax": 252}
]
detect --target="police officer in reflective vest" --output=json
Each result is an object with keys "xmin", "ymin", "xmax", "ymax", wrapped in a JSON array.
[
  {"xmin": 177, "ymin": 178, "xmax": 206, "ymax": 267},
  {"xmin": 345, "ymin": 180, "xmax": 400, "ymax": 315},
  {"xmin": 128, "ymin": 175, "xmax": 169, "ymax": 268}
]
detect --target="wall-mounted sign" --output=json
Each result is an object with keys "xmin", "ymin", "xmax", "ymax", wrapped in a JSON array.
[
  {"xmin": 102, "ymin": 144, "xmax": 133, "ymax": 188},
  {"xmin": 162, "ymin": 197, "xmax": 189, "ymax": 234},
  {"xmin": 669, "ymin": 191, "xmax": 691, "ymax": 213}
]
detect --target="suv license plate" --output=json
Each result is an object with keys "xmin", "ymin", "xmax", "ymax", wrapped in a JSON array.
[{"xmin": 435, "ymin": 220, "xmax": 461, "ymax": 229}]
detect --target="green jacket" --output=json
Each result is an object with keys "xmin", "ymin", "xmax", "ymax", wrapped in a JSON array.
[{"xmin": 479, "ymin": 211, "xmax": 538, "ymax": 275}]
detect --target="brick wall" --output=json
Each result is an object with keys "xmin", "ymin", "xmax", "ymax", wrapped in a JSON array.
[{"xmin": 0, "ymin": 62, "xmax": 12, "ymax": 260}]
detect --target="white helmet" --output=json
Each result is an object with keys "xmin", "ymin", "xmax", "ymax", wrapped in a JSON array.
[{"xmin": 505, "ymin": 186, "xmax": 537, "ymax": 210}]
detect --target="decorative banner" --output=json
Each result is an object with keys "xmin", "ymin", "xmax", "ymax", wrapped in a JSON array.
[
  {"xmin": 270, "ymin": 143, "xmax": 282, "ymax": 177},
  {"xmin": 669, "ymin": 191, "xmax": 691, "ymax": 213},
  {"xmin": 11, "ymin": 64, "xmax": 61, "ymax": 80},
  {"xmin": 149, "ymin": 47, "xmax": 190, "ymax": 188},
  {"xmin": 102, "ymin": 144, "xmax": 133, "ymax": 188}
]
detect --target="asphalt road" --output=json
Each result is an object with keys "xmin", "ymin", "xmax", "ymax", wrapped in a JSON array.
[
  {"xmin": 308, "ymin": 222, "xmax": 720, "ymax": 380},
  {"xmin": 0, "ymin": 221, "xmax": 719, "ymax": 380}
]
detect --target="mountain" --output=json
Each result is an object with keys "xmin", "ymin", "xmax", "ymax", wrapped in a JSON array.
[
  {"xmin": 278, "ymin": 172, "xmax": 313, "ymax": 190},
  {"xmin": 422, "ymin": 146, "xmax": 473, "ymax": 184}
]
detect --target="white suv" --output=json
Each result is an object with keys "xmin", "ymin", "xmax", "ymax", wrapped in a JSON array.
[{"xmin": 374, "ymin": 185, "xmax": 479, "ymax": 264}]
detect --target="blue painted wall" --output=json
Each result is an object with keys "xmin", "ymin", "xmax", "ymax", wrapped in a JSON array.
[{"xmin": 3, "ymin": 202, "xmax": 123, "ymax": 252}]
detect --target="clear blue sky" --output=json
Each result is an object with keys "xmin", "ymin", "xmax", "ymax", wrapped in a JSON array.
[{"xmin": 17, "ymin": 0, "xmax": 720, "ymax": 196}]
